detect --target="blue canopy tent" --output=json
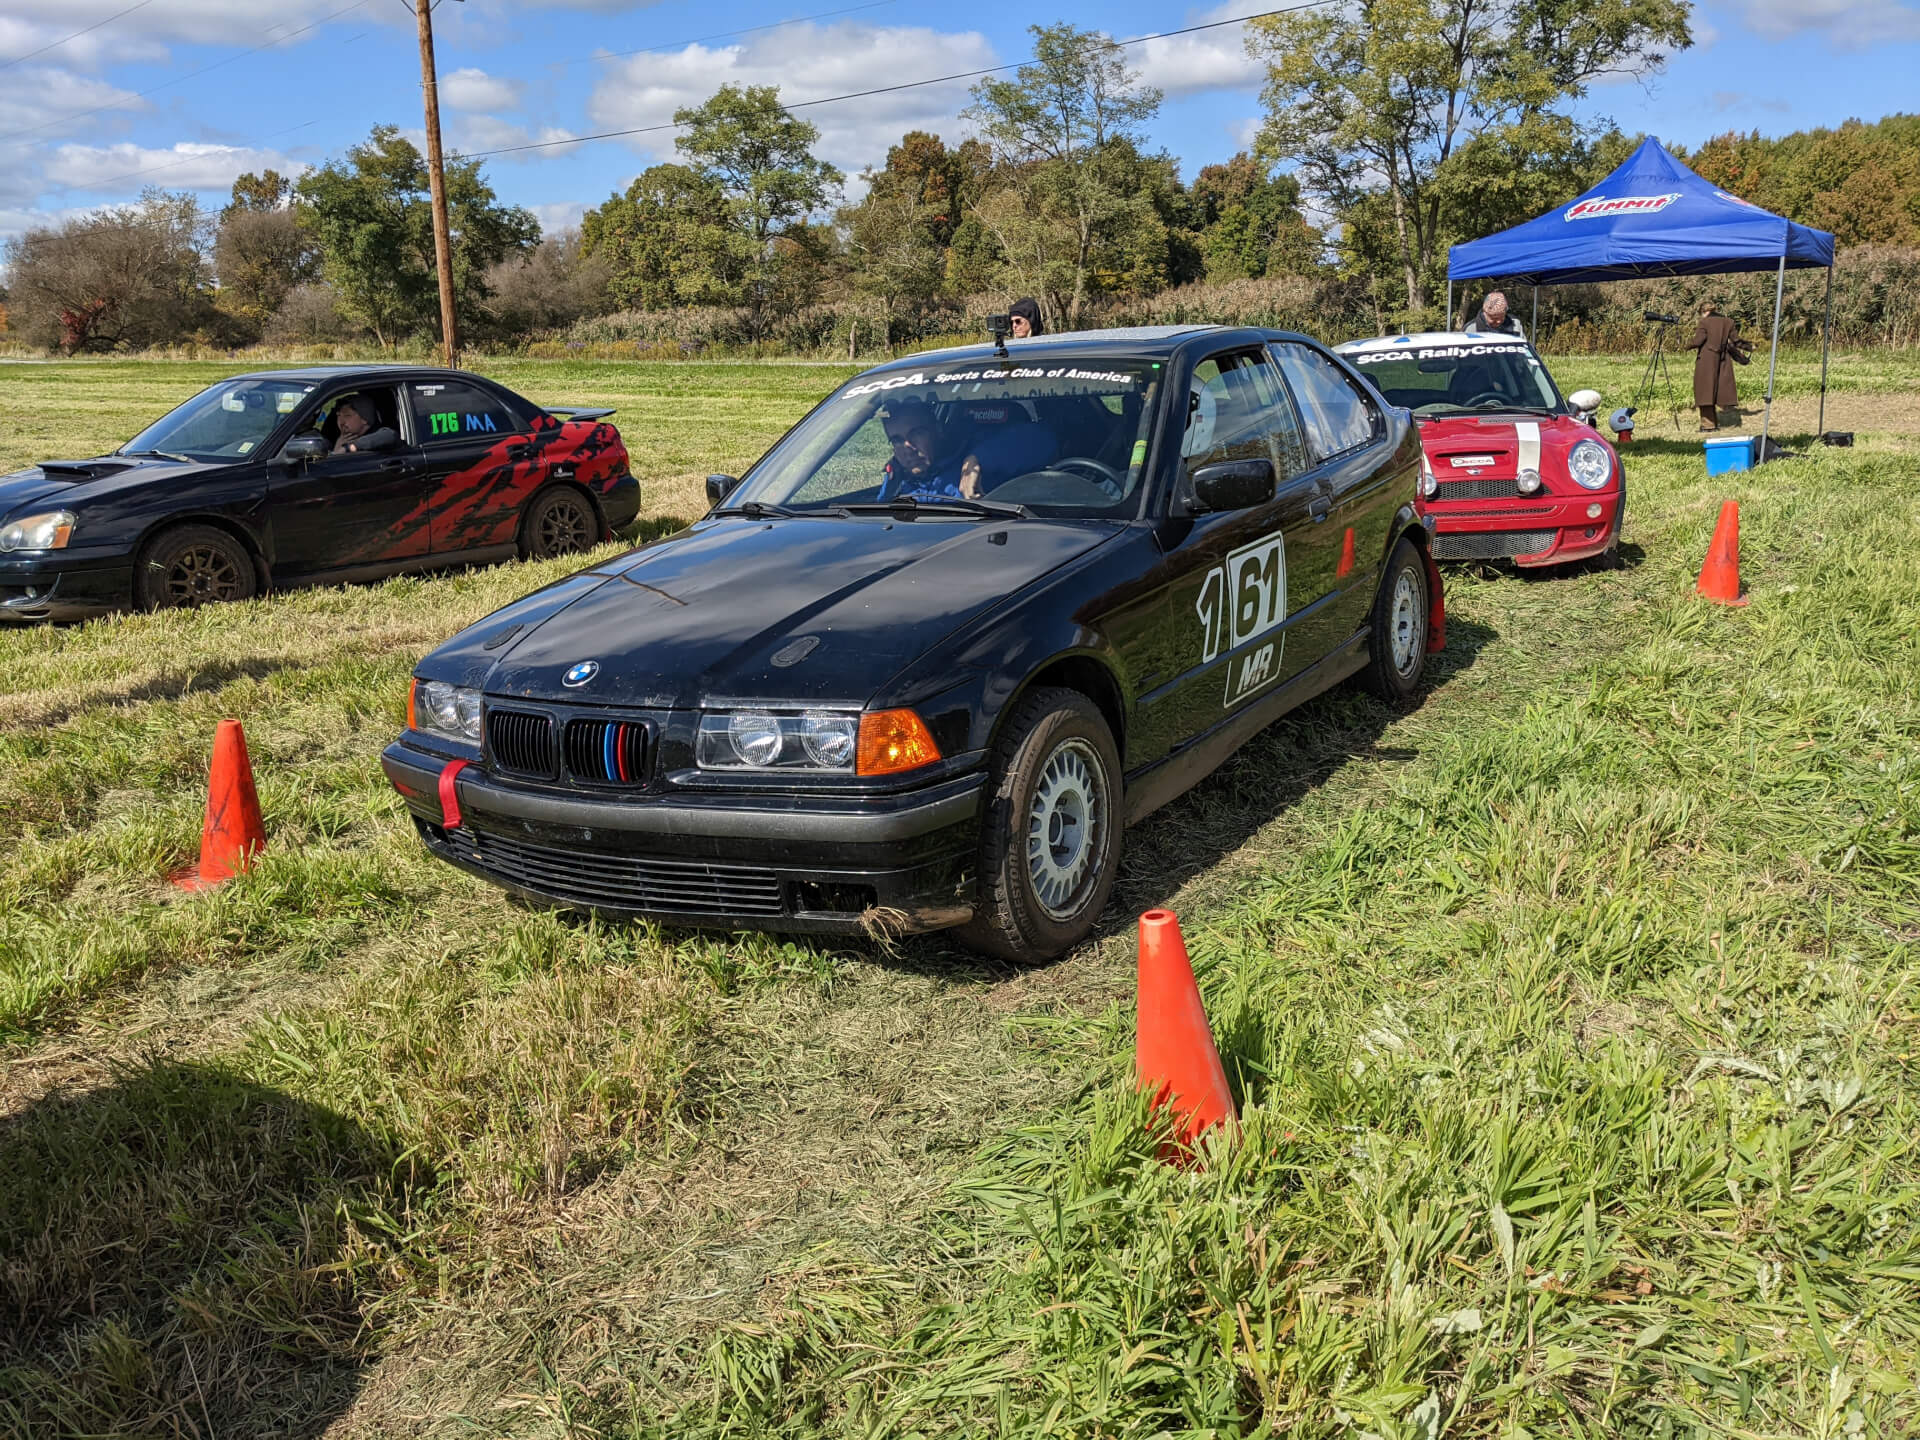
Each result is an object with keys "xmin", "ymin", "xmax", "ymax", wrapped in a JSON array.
[{"xmin": 1447, "ymin": 137, "xmax": 1837, "ymax": 453}]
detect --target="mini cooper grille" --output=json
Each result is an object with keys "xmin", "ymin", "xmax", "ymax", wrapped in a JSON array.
[
  {"xmin": 1432, "ymin": 528, "xmax": 1558, "ymax": 560},
  {"xmin": 565, "ymin": 718, "xmax": 649, "ymax": 785},
  {"xmin": 1436, "ymin": 476, "xmax": 1520, "ymax": 500},
  {"xmin": 445, "ymin": 827, "xmax": 785, "ymax": 916},
  {"xmin": 486, "ymin": 708, "xmax": 557, "ymax": 777}
]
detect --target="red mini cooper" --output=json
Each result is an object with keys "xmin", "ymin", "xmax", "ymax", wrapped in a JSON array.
[{"xmin": 1335, "ymin": 332, "xmax": 1622, "ymax": 567}]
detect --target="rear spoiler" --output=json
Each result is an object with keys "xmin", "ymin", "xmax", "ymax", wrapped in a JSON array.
[{"xmin": 546, "ymin": 406, "xmax": 616, "ymax": 422}]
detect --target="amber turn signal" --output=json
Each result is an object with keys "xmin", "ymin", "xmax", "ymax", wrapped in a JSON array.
[
  {"xmin": 407, "ymin": 678, "xmax": 419, "ymax": 732},
  {"xmin": 856, "ymin": 708, "xmax": 941, "ymax": 776}
]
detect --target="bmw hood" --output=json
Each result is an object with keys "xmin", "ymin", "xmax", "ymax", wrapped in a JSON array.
[{"xmin": 437, "ymin": 514, "xmax": 1122, "ymax": 708}]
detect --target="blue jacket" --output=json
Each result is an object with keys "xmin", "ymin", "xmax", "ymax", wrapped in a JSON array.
[{"xmin": 879, "ymin": 423, "xmax": 1056, "ymax": 501}]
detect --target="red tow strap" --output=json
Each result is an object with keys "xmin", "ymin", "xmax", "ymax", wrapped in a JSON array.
[
  {"xmin": 438, "ymin": 759, "xmax": 470, "ymax": 829},
  {"xmin": 1424, "ymin": 548, "xmax": 1447, "ymax": 653}
]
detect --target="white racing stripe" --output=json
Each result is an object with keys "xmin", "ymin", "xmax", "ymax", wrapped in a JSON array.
[{"xmin": 1515, "ymin": 421, "xmax": 1541, "ymax": 474}]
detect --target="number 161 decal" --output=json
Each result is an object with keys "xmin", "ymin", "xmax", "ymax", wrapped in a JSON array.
[{"xmin": 1195, "ymin": 532, "xmax": 1288, "ymax": 708}]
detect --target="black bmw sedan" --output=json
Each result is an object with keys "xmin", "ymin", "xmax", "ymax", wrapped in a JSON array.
[
  {"xmin": 383, "ymin": 325, "xmax": 1441, "ymax": 961},
  {"xmin": 0, "ymin": 365, "xmax": 639, "ymax": 622}
]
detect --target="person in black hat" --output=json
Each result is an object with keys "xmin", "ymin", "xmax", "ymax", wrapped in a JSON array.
[{"xmin": 1008, "ymin": 297, "xmax": 1044, "ymax": 338}]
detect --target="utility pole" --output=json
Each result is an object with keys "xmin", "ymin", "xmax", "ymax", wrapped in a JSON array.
[{"xmin": 414, "ymin": 0, "xmax": 459, "ymax": 369}]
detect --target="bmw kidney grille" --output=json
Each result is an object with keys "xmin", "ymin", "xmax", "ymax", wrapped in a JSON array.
[{"xmin": 565, "ymin": 717, "xmax": 649, "ymax": 786}]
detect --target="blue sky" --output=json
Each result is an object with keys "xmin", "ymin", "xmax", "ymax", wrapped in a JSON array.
[{"xmin": 1, "ymin": 0, "xmax": 1915, "ymax": 246}]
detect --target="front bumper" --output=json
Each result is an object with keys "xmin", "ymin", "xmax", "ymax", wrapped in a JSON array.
[
  {"xmin": 0, "ymin": 553, "xmax": 132, "ymax": 622},
  {"xmin": 1424, "ymin": 490, "xmax": 1623, "ymax": 566},
  {"xmin": 382, "ymin": 740, "xmax": 982, "ymax": 936}
]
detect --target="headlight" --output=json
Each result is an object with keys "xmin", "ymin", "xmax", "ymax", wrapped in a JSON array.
[
  {"xmin": 1516, "ymin": 468, "xmax": 1543, "ymax": 495},
  {"xmin": 0, "ymin": 510, "xmax": 75, "ymax": 551},
  {"xmin": 697, "ymin": 710, "xmax": 861, "ymax": 771},
  {"xmin": 410, "ymin": 679, "xmax": 483, "ymax": 743},
  {"xmin": 1568, "ymin": 439, "xmax": 1612, "ymax": 490}
]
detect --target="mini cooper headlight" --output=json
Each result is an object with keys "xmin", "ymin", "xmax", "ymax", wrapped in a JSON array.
[
  {"xmin": 410, "ymin": 679, "xmax": 483, "ymax": 743},
  {"xmin": 698, "ymin": 710, "xmax": 862, "ymax": 771},
  {"xmin": 1568, "ymin": 439, "xmax": 1612, "ymax": 490},
  {"xmin": 1516, "ymin": 468, "xmax": 1543, "ymax": 495},
  {"xmin": 0, "ymin": 510, "xmax": 76, "ymax": 551}
]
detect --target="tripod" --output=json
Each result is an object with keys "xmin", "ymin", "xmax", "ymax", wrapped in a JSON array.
[{"xmin": 1633, "ymin": 320, "xmax": 1685, "ymax": 433}]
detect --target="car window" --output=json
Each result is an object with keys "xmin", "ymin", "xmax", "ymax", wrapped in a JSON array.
[
  {"xmin": 1339, "ymin": 341, "xmax": 1562, "ymax": 417},
  {"xmin": 734, "ymin": 361, "xmax": 1161, "ymax": 518},
  {"xmin": 119, "ymin": 378, "xmax": 316, "ymax": 461},
  {"xmin": 289, "ymin": 386, "xmax": 402, "ymax": 456},
  {"xmin": 1182, "ymin": 352, "xmax": 1308, "ymax": 482},
  {"xmin": 408, "ymin": 380, "xmax": 520, "ymax": 445},
  {"xmin": 1271, "ymin": 345, "xmax": 1380, "ymax": 460}
]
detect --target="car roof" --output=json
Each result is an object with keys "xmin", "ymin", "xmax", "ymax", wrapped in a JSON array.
[
  {"xmin": 221, "ymin": 364, "xmax": 482, "ymax": 383},
  {"xmin": 866, "ymin": 324, "xmax": 1246, "ymax": 372},
  {"xmin": 1333, "ymin": 331, "xmax": 1533, "ymax": 354}
]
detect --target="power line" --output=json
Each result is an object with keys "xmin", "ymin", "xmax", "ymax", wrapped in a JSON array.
[
  {"xmin": 0, "ymin": 0, "xmax": 155, "ymax": 72},
  {"xmin": 453, "ymin": 1, "xmax": 1320, "ymax": 162},
  {"xmin": 0, "ymin": 0, "xmax": 371, "ymax": 143}
]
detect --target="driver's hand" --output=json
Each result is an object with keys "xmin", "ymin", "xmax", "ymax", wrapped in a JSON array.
[{"xmin": 959, "ymin": 455, "xmax": 982, "ymax": 498}]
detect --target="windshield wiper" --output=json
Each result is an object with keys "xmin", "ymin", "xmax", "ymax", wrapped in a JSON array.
[
  {"xmin": 713, "ymin": 500, "xmax": 806, "ymax": 519},
  {"xmin": 122, "ymin": 448, "xmax": 193, "ymax": 462},
  {"xmin": 841, "ymin": 495, "xmax": 1028, "ymax": 520}
]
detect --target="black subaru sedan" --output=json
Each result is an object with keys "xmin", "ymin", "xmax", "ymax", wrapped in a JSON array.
[
  {"xmin": 0, "ymin": 365, "xmax": 639, "ymax": 622},
  {"xmin": 383, "ymin": 325, "xmax": 1440, "ymax": 960}
]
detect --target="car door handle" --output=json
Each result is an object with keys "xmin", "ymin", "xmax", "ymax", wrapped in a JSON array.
[
  {"xmin": 506, "ymin": 443, "xmax": 534, "ymax": 460},
  {"xmin": 380, "ymin": 458, "xmax": 410, "ymax": 472},
  {"xmin": 1307, "ymin": 494, "xmax": 1332, "ymax": 522}
]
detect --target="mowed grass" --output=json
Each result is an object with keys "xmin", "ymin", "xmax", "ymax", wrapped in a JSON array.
[{"xmin": 0, "ymin": 353, "xmax": 1917, "ymax": 1436}]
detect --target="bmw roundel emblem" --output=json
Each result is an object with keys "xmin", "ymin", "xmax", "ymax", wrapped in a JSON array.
[{"xmin": 562, "ymin": 660, "xmax": 600, "ymax": 687}]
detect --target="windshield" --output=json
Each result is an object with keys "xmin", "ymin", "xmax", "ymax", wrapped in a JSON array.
[
  {"xmin": 120, "ymin": 378, "xmax": 317, "ymax": 461},
  {"xmin": 730, "ymin": 359, "xmax": 1162, "ymax": 517},
  {"xmin": 1345, "ymin": 342, "xmax": 1561, "ymax": 417}
]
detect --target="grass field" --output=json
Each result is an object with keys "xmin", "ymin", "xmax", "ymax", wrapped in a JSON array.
[{"xmin": 2, "ymin": 352, "xmax": 1918, "ymax": 1437}]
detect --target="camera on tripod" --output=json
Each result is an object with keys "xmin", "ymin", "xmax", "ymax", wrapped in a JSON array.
[{"xmin": 1643, "ymin": 309, "xmax": 1681, "ymax": 325}]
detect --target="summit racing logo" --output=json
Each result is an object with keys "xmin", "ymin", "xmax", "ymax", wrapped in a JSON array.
[{"xmin": 1565, "ymin": 192, "xmax": 1680, "ymax": 221}]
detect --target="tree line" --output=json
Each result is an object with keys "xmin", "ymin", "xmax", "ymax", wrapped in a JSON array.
[{"xmin": 3, "ymin": 5, "xmax": 1917, "ymax": 357}]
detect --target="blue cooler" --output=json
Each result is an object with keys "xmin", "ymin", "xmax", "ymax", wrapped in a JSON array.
[{"xmin": 1704, "ymin": 436, "xmax": 1755, "ymax": 474}]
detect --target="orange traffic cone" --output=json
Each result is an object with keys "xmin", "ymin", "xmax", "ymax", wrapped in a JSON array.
[
  {"xmin": 1335, "ymin": 526, "xmax": 1355, "ymax": 579},
  {"xmin": 1136, "ymin": 910, "xmax": 1237, "ymax": 1146},
  {"xmin": 176, "ymin": 719, "xmax": 266, "ymax": 890},
  {"xmin": 1696, "ymin": 500, "xmax": 1749, "ymax": 606}
]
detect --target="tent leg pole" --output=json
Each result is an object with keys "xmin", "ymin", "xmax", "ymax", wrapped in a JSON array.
[
  {"xmin": 1446, "ymin": 279, "xmax": 1453, "ymax": 328},
  {"xmin": 1760, "ymin": 255, "xmax": 1785, "ymax": 462},
  {"xmin": 1818, "ymin": 262, "xmax": 1834, "ymax": 437},
  {"xmin": 1532, "ymin": 285, "xmax": 1538, "ymax": 342}
]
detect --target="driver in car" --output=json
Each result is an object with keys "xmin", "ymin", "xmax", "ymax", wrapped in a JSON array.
[
  {"xmin": 878, "ymin": 401, "xmax": 1054, "ymax": 501},
  {"xmin": 331, "ymin": 395, "xmax": 398, "ymax": 455}
]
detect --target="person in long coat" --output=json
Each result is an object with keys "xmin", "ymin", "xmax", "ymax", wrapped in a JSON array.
[{"xmin": 1688, "ymin": 301, "xmax": 1741, "ymax": 431}]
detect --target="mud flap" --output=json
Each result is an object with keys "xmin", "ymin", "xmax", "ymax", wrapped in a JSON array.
[{"xmin": 1423, "ymin": 547, "xmax": 1446, "ymax": 653}]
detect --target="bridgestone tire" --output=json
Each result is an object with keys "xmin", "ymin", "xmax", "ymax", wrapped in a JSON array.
[
  {"xmin": 521, "ymin": 486, "xmax": 599, "ymax": 560},
  {"xmin": 135, "ymin": 524, "xmax": 258, "ymax": 611},
  {"xmin": 959, "ymin": 687, "xmax": 1123, "ymax": 964},
  {"xmin": 1360, "ymin": 538, "xmax": 1430, "ymax": 702}
]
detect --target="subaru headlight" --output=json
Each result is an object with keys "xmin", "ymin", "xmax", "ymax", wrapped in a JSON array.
[
  {"xmin": 410, "ymin": 679, "xmax": 483, "ymax": 743},
  {"xmin": 1567, "ymin": 439, "xmax": 1612, "ymax": 490},
  {"xmin": 0, "ymin": 510, "xmax": 76, "ymax": 551},
  {"xmin": 697, "ymin": 710, "xmax": 859, "ymax": 771}
]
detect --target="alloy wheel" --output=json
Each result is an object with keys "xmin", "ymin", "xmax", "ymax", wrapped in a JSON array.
[
  {"xmin": 165, "ymin": 545, "xmax": 245, "ymax": 606},
  {"xmin": 1026, "ymin": 737, "xmax": 1106, "ymax": 920}
]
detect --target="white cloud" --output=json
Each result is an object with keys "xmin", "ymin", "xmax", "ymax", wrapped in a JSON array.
[
  {"xmin": 442, "ymin": 66, "xmax": 524, "ymax": 113},
  {"xmin": 450, "ymin": 117, "xmax": 578, "ymax": 160},
  {"xmin": 0, "ymin": 1, "xmax": 396, "ymax": 69},
  {"xmin": 531, "ymin": 200, "xmax": 587, "ymax": 235},
  {"xmin": 1134, "ymin": 2, "xmax": 1269, "ymax": 96},
  {"xmin": 44, "ymin": 141, "xmax": 305, "ymax": 193},
  {"xmin": 1718, "ymin": 0, "xmax": 1920, "ymax": 48},
  {"xmin": 585, "ymin": 20, "xmax": 997, "ymax": 178},
  {"xmin": 0, "ymin": 65, "xmax": 147, "ymax": 138}
]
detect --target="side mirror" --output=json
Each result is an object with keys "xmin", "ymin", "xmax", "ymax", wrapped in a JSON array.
[
  {"xmin": 1567, "ymin": 388, "xmax": 1603, "ymax": 413},
  {"xmin": 705, "ymin": 474, "xmax": 740, "ymax": 506},
  {"xmin": 282, "ymin": 434, "xmax": 328, "ymax": 464},
  {"xmin": 1189, "ymin": 457, "xmax": 1275, "ymax": 514}
]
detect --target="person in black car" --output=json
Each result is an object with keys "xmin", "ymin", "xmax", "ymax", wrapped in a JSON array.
[
  {"xmin": 332, "ymin": 395, "xmax": 397, "ymax": 454},
  {"xmin": 878, "ymin": 400, "xmax": 1055, "ymax": 500}
]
